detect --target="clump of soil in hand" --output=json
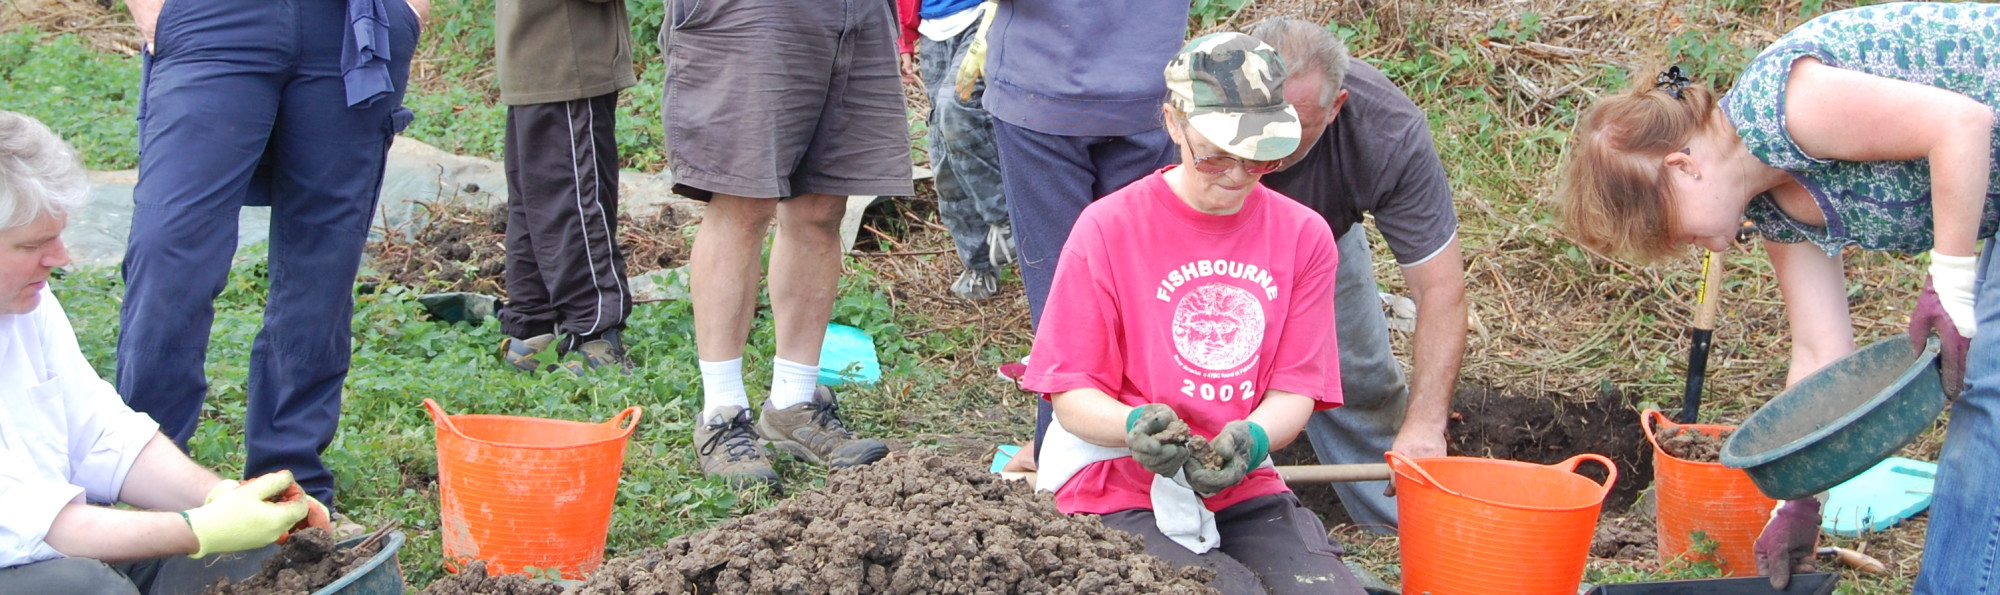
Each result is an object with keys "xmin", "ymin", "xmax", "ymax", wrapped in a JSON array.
[
  {"xmin": 201, "ymin": 528, "xmax": 379, "ymax": 595},
  {"xmin": 1592, "ymin": 510, "xmax": 1658, "ymax": 560},
  {"xmin": 416, "ymin": 561, "xmax": 562, "ymax": 595},
  {"xmin": 1657, "ymin": 426, "xmax": 1731, "ymax": 463},
  {"xmin": 573, "ymin": 451, "xmax": 1217, "ymax": 594},
  {"xmin": 1151, "ymin": 418, "xmax": 1192, "ymax": 445},
  {"xmin": 1186, "ymin": 434, "xmax": 1224, "ymax": 470}
]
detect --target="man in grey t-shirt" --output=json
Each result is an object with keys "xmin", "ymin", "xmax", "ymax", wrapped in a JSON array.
[{"xmin": 1250, "ymin": 18, "xmax": 1469, "ymax": 530}]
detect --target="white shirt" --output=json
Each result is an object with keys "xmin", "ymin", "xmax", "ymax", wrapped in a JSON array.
[{"xmin": 0, "ymin": 287, "xmax": 160, "ymax": 568}]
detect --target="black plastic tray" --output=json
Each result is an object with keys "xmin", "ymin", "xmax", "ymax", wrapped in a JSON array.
[{"xmin": 1585, "ymin": 573, "xmax": 1837, "ymax": 595}]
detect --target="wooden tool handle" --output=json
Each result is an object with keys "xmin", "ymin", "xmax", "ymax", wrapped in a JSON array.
[
  {"xmin": 1823, "ymin": 547, "xmax": 1888, "ymax": 574},
  {"xmin": 1276, "ymin": 463, "xmax": 1394, "ymax": 484},
  {"xmin": 1693, "ymin": 250, "xmax": 1724, "ymax": 330}
]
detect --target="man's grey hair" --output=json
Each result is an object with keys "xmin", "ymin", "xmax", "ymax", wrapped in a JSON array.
[
  {"xmin": 0, "ymin": 111, "xmax": 88, "ymax": 231},
  {"xmin": 1246, "ymin": 17, "xmax": 1351, "ymax": 108}
]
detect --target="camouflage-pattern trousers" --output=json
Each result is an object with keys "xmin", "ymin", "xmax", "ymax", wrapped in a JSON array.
[{"xmin": 919, "ymin": 24, "xmax": 1010, "ymax": 274}]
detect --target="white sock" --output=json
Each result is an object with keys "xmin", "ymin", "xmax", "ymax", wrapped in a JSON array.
[
  {"xmin": 699, "ymin": 358, "xmax": 749, "ymax": 422},
  {"xmin": 769, "ymin": 357, "xmax": 821, "ymax": 410}
]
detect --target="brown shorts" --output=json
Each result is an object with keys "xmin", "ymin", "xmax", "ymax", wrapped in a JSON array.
[{"xmin": 659, "ymin": 0, "xmax": 914, "ymax": 201}]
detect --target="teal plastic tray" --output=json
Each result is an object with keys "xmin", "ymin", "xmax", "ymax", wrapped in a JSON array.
[{"xmin": 1821, "ymin": 456, "xmax": 1936, "ymax": 537}]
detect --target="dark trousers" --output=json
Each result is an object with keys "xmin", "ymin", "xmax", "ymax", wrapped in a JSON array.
[
  {"xmin": 496, "ymin": 93, "xmax": 632, "ymax": 343},
  {"xmin": 1098, "ymin": 493, "xmax": 1365, "ymax": 595},
  {"xmin": 991, "ymin": 118, "xmax": 1175, "ymax": 457},
  {"xmin": 0, "ymin": 546, "xmax": 274, "ymax": 595},
  {"xmin": 116, "ymin": 0, "xmax": 419, "ymax": 508}
]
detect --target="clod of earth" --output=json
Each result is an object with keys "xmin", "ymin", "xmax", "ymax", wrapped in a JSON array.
[
  {"xmin": 1657, "ymin": 426, "xmax": 1731, "ymax": 464},
  {"xmin": 1591, "ymin": 510, "xmax": 1658, "ymax": 560},
  {"xmin": 571, "ymin": 451, "xmax": 1217, "ymax": 594},
  {"xmin": 415, "ymin": 561, "xmax": 562, "ymax": 595},
  {"xmin": 200, "ymin": 528, "xmax": 380, "ymax": 595},
  {"xmin": 1186, "ymin": 434, "xmax": 1223, "ymax": 470}
]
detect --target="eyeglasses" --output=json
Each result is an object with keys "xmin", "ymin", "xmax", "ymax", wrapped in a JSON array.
[{"xmin": 1189, "ymin": 154, "xmax": 1281, "ymax": 176}]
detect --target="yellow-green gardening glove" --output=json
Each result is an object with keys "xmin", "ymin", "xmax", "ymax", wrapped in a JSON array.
[
  {"xmin": 954, "ymin": 2, "xmax": 999, "ymax": 102},
  {"xmin": 184, "ymin": 471, "xmax": 309, "ymax": 558}
]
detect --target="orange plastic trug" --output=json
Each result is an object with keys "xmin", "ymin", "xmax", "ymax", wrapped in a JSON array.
[
  {"xmin": 424, "ymin": 399, "xmax": 641, "ymax": 580},
  {"xmin": 1390, "ymin": 451, "xmax": 1617, "ymax": 595},
  {"xmin": 1643, "ymin": 409, "xmax": 1776, "ymax": 576}
]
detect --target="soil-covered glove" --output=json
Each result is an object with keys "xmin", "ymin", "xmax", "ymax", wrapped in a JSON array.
[
  {"xmin": 1912, "ymin": 275, "xmax": 1971, "ymax": 399},
  {"xmin": 954, "ymin": 2, "xmax": 998, "ymax": 101},
  {"xmin": 1754, "ymin": 497, "xmax": 1822, "ymax": 590},
  {"xmin": 184, "ymin": 471, "xmax": 309, "ymax": 558},
  {"xmin": 1184, "ymin": 420, "xmax": 1270, "ymax": 497},
  {"xmin": 1126, "ymin": 404, "xmax": 1192, "ymax": 477}
]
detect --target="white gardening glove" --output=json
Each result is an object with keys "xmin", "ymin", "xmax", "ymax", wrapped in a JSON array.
[{"xmin": 1929, "ymin": 251, "xmax": 1979, "ymax": 338}]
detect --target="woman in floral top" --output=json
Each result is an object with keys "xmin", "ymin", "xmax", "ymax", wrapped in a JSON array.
[{"xmin": 1556, "ymin": 3, "xmax": 2000, "ymax": 592}]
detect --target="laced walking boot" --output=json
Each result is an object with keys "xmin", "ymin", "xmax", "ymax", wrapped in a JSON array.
[
  {"xmin": 560, "ymin": 330, "xmax": 635, "ymax": 375},
  {"xmin": 694, "ymin": 406, "xmax": 781, "ymax": 489},
  {"xmin": 497, "ymin": 333, "xmax": 557, "ymax": 372},
  {"xmin": 756, "ymin": 386, "xmax": 889, "ymax": 467}
]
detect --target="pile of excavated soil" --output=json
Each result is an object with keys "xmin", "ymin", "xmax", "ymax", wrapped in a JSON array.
[
  {"xmin": 1448, "ymin": 385, "xmax": 1652, "ymax": 511},
  {"xmin": 572, "ymin": 452, "xmax": 1217, "ymax": 594},
  {"xmin": 416, "ymin": 561, "xmax": 562, "ymax": 595},
  {"xmin": 1657, "ymin": 426, "xmax": 1731, "ymax": 463},
  {"xmin": 200, "ymin": 528, "xmax": 379, "ymax": 595}
]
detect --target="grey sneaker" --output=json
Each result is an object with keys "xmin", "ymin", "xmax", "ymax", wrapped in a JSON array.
[
  {"xmin": 497, "ymin": 334, "xmax": 557, "ymax": 372},
  {"xmin": 695, "ymin": 406, "xmax": 781, "ymax": 488},
  {"xmin": 950, "ymin": 269, "xmax": 999, "ymax": 300},
  {"xmin": 987, "ymin": 223, "xmax": 1017, "ymax": 268},
  {"xmin": 560, "ymin": 331, "xmax": 634, "ymax": 375},
  {"xmin": 756, "ymin": 386, "xmax": 889, "ymax": 467}
]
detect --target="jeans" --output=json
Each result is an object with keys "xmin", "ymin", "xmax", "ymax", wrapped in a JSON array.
[
  {"xmin": 1301, "ymin": 224, "xmax": 1407, "ymax": 529},
  {"xmin": 1915, "ymin": 245, "xmax": 2000, "ymax": 593},
  {"xmin": 918, "ymin": 27, "xmax": 1008, "ymax": 275},
  {"xmin": 116, "ymin": 0, "xmax": 419, "ymax": 508}
]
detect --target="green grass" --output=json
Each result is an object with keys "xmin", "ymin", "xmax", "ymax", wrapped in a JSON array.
[
  {"xmin": 0, "ymin": 27, "xmax": 141, "ymax": 169},
  {"xmin": 22, "ymin": 0, "xmax": 1924, "ymax": 591},
  {"xmin": 53, "ymin": 244, "xmax": 1010, "ymax": 587}
]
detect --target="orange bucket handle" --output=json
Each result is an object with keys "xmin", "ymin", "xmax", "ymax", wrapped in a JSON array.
[
  {"xmin": 1386, "ymin": 451, "xmax": 1453, "ymax": 495},
  {"xmin": 1642, "ymin": 408, "xmax": 1673, "ymax": 451},
  {"xmin": 424, "ymin": 398, "xmax": 465, "ymax": 439},
  {"xmin": 1555, "ymin": 453, "xmax": 1620, "ymax": 501},
  {"xmin": 602, "ymin": 406, "xmax": 643, "ymax": 439}
]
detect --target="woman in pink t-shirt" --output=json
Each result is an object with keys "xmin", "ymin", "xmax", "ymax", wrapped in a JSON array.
[{"xmin": 1019, "ymin": 33, "xmax": 1365, "ymax": 595}]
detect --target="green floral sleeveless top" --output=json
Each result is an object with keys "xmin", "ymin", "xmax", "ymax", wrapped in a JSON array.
[{"xmin": 1727, "ymin": 2, "xmax": 2000, "ymax": 256}]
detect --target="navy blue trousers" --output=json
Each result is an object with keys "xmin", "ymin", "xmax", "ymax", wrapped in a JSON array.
[
  {"xmin": 117, "ymin": 0, "xmax": 419, "ymax": 507},
  {"xmin": 991, "ymin": 119, "xmax": 1175, "ymax": 459}
]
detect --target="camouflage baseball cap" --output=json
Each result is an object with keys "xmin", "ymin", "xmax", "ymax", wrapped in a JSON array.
[{"xmin": 1165, "ymin": 33, "xmax": 1301, "ymax": 162}]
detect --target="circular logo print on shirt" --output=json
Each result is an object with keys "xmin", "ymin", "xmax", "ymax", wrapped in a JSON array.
[{"xmin": 1171, "ymin": 283, "xmax": 1266, "ymax": 371}]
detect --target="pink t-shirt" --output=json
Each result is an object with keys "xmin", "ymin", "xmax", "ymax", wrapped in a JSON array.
[{"xmin": 1023, "ymin": 167, "xmax": 1342, "ymax": 516}]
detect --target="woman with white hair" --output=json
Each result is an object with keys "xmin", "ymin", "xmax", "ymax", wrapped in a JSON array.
[{"xmin": 0, "ymin": 111, "xmax": 323, "ymax": 594}]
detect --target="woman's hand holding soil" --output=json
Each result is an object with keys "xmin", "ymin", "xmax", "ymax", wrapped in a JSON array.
[
  {"xmin": 1183, "ymin": 421, "xmax": 1270, "ymax": 497},
  {"xmin": 1125, "ymin": 404, "xmax": 1194, "ymax": 477}
]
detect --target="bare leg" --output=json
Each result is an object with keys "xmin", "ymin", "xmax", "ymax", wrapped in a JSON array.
[
  {"xmin": 768, "ymin": 193, "xmax": 847, "ymax": 365},
  {"xmin": 692, "ymin": 194, "xmax": 777, "ymax": 362}
]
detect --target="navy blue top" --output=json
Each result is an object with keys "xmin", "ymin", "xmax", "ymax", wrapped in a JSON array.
[{"xmin": 982, "ymin": 0, "xmax": 1192, "ymax": 137}]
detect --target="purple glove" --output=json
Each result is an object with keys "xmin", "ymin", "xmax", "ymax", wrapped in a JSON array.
[
  {"xmin": 1911, "ymin": 277, "xmax": 1970, "ymax": 399},
  {"xmin": 1754, "ymin": 498, "xmax": 1821, "ymax": 589}
]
